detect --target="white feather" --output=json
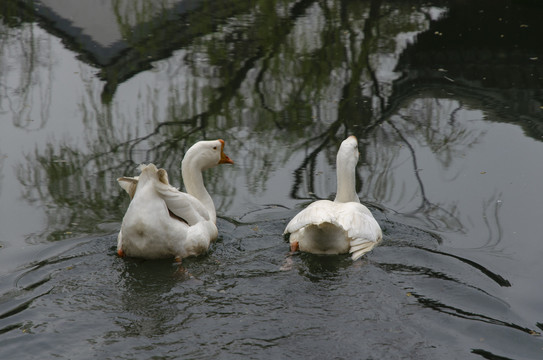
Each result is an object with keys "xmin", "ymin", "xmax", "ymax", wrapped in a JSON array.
[
  {"xmin": 153, "ymin": 180, "xmax": 211, "ymax": 225},
  {"xmin": 284, "ymin": 136, "xmax": 382, "ymax": 260},
  {"xmin": 116, "ymin": 140, "xmax": 232, "ymax": 260}
]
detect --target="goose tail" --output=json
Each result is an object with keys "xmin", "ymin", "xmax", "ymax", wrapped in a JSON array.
[{"xmin": 349, "ymin": 238, "xmax": 378, "ymax": 260}]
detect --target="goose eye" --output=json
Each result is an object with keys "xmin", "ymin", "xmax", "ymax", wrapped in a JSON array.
[{"xmin": 213, "ymin": 146, "xmax": 217, "ymax": 150}]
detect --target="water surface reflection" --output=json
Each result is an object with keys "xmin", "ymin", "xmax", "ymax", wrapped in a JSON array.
[{"xmin": 1, "ymin": 0, "xmax": 543, "ymax": 359}]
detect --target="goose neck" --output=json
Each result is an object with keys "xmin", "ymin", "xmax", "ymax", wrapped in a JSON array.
[
  {"xmin": 182, "ymin": 161, "xmax": 216, "ymax": 222},
  {"xmin": 334, "ymin": 159, "xmax": 360, "ymax": 204}
]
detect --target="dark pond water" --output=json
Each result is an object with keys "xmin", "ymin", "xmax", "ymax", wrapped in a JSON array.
[{"xmin": 1, "ymin": 0, "xmax": 543, "ymax": 358}]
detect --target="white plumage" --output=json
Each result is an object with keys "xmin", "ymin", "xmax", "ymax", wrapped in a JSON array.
[
  {"xmin": 284, "ymin": 136, "xmax": 382, "ymax": 260},
  {"xmin": 116, "ymin": 139, "xmax": 233, "ymax": 261}
]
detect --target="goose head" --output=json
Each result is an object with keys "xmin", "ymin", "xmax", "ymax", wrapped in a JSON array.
[
  {"xmin": 337, "ymin": 135, "xmax": 359, "ymax": 170},
  {"xmin": 182, "ymin": 139, "xmax": 234, "ymax": 171},
  {"xmin": 334, "ymin": 135, "xmax": 360, "ymax": 203}
]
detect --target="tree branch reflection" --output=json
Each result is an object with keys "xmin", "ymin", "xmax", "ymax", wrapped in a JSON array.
[{"xmin": 10, "ymin": 1, "xmax": 482, "ymax": 243}]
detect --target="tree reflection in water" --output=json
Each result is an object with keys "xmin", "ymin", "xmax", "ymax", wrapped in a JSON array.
[
  {"xmin": 2, "ymin": 0, "xmax": 535, "ymax": 257},
  {"xmin": 2, "ymin": 1, "xmax": 543, "ymax": 358},
  {"xmin": 5, "ymin": 0, "xmax": 453, "ymax": 242}
]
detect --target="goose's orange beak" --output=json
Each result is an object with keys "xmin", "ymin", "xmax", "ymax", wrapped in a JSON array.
[{"xmin": 218, "ymin": 139, "xmax": 234, "ymax": 165}]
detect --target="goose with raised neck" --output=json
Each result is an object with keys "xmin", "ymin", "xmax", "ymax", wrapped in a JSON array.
[
  {"xmin": 284, "ymin": 136, "xmax": 382, "ymax": 260},
  {"xmin": 116, "ymin": 139, "xmax": 233, "ymax": 261}
]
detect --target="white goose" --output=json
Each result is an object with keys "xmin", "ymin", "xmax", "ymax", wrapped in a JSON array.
[
  {"xmin": 116, "ymin": 139, "xmax": 233, "ymax": 261},
  {"xmin": 284, "ymin": 136, "xmax": 382, "ymax": 260}
]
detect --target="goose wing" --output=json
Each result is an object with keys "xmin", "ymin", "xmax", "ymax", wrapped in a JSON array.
[
  {"xmin": 284, "ymin": 201, "xmax": 382, "ymax": 260},
  {"xmin": 337, "ymin": 202, "xmax": 382, "ymax": 260},
  {"xmin": 284, "ymin": 200, "xmax": 338, "ymax": 234},
  {"xmin": 153, "ymin": 181, "xmax": 211, "ymax": 225},
  {"xmin": 117, "ymin": 176, "xmax": 139, "ymax": 199}
]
